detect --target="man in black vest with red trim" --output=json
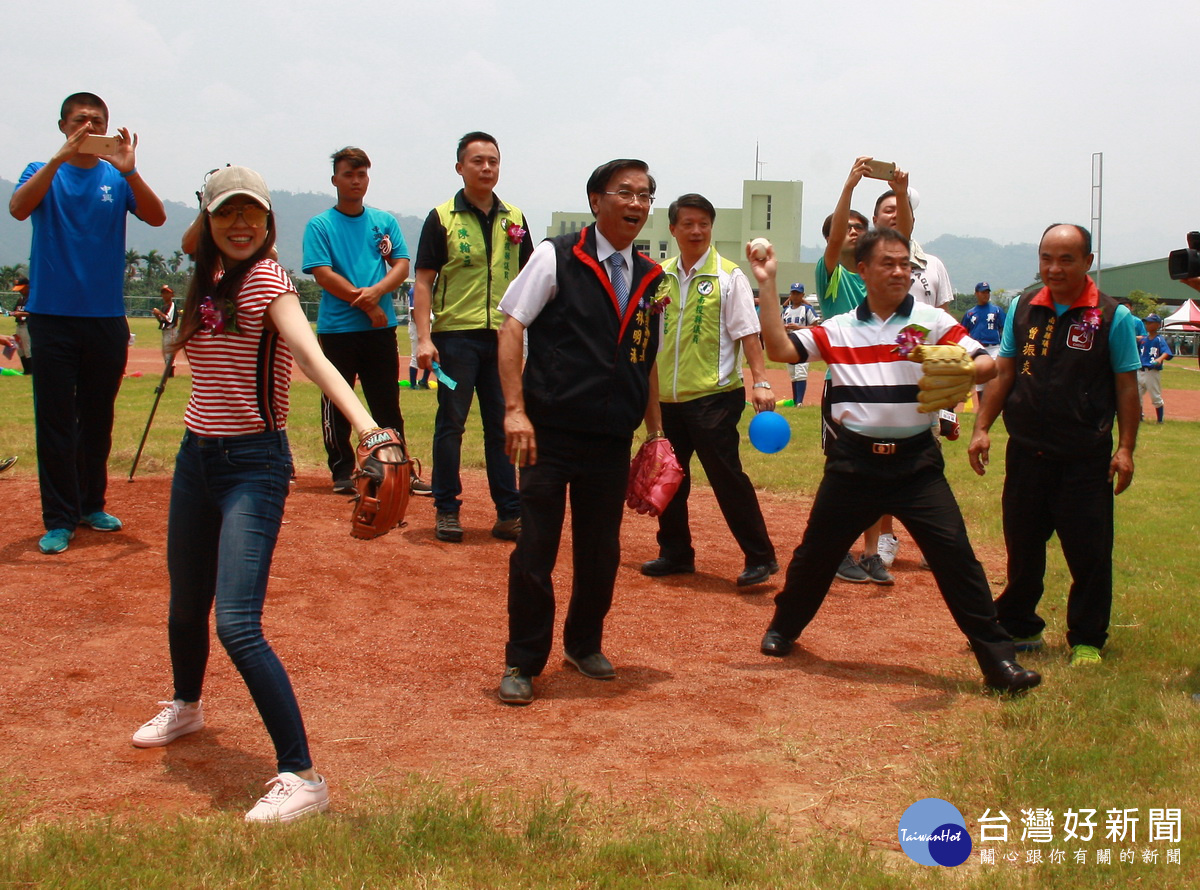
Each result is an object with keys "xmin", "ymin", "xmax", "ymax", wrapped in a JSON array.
[
  {"xmin": 969, "ymin": 224, "xmax": 1140, "ymax": 667},
  {"xmin": 495, "ymin": 159, "xmax": 665, "ymax": 704}
]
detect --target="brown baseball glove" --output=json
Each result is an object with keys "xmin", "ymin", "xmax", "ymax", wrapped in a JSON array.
[
  {"xmin": 350, "ymin": 427, "xmax": 412, "ymax": 539},
  {"xmin": 907, "ymin": 344, "xmax": 975, "ymax": 413}
]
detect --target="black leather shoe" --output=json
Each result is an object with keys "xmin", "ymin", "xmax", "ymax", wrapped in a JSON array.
[
  {"xmin": 760, "ymin": 629, "xmax": 795, "ymax": 657},
  {"xmin": 640, "ymin": 557, "xmax": 695, "ymax": 577},
  {"xmin": 564, "ymin": 651, "xmax": 616, "ymax": 679},
  {"xmin": 984, "ymin": 660, "xmax": 1041, "ymax": 694},
  {"xmin": 498, "ymin": 666, "xmax": 533, "ymax": 705},
  {"xmin": 737, "ymin": 561, "xmax": 780, "ymax": 587}
]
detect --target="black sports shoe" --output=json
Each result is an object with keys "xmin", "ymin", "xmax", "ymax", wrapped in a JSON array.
[
  {"xmin": 859, "ymin": 553, "xmax": 894, "ymax": 586},
  {"xmin": 835, "ymin": 553, "xmax": 870, "ymax": 583}
]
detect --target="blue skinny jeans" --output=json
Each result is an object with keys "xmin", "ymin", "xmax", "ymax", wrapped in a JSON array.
[{"xmin": 166, "ymin": 430, "xmax": 312, "ymax": 773}]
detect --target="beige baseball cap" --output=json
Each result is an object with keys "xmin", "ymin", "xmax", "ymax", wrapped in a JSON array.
[{"xmin": 202, "ymin": 166, "xmax": 271, "ymax": 211}]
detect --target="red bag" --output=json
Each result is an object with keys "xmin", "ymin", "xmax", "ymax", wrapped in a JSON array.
[{"xmin": 626, "ymin": 437, "xmax": 684, "ymax": 516}]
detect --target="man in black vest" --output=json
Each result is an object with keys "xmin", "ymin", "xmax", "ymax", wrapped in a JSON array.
[
  {"xmin": 495, "ymin": 159, "xmax": 664, "ymax": 704},
  {"xmin": 969, "ymin": 224, "xmax": 1140, "ymax": 666}
]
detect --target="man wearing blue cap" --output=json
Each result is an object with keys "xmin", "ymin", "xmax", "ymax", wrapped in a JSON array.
[
  {"xmin": 1137, "ymin": 313, "xmax": 1173, "ymax": 422},
  {"xmin": 961, "ymin": 282, "xmax": 1005, "ymax": 401},
  {"xmin": 782, "ymin": 283, "xmax": 817, "ymax": 406}
]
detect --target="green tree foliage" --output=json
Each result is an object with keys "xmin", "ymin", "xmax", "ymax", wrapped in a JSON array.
[
  {"xmin": 125, "ymin": 249, "xmax": 142, "ymax": 282},
  {"xmin": 0, "ymin": 263, "xmax": 26, "ymax": 289},
  {"xmin": 1127, "ymin": 289, "xmax": 1166, "ymax": 318},
  {"xmin": 143, "ymin": 249, "xmax": 167, "ymax": 283}
]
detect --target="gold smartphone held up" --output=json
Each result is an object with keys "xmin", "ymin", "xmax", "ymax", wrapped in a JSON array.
[
  {"xmin": 81, "ymin": 134, "xmax": 121, "ymax": 156},
  {"xmin": 863, "ymin": 159, "xmax": 896, "ymax": 181}
]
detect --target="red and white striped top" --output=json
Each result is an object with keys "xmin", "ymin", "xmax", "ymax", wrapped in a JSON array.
[
  {"xmin": 183, "ymin": 260, "xmax": 295, "ymax": 437},
  {"xmin": 788, "ymin": 295, "xmax": 982, "ymax": 437}
]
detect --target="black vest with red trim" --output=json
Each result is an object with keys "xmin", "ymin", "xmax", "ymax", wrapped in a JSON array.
[
  {"xmin": 524, "ymin": 226, "xmax": 664, "ymax": 439},
  {"xmin": 1002, "ymin": 286, "xmax": 1118, "ymax": 459}
]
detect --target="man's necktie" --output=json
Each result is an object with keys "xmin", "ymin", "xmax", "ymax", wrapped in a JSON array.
[{"xmin": 610, "ymin": 252, "xmax": 629, "ymax": 314}]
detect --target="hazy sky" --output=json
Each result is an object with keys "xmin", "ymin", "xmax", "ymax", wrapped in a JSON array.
[{"xmin": 4, "ymin": 0, "xmax": 1195, "ymax": 265}]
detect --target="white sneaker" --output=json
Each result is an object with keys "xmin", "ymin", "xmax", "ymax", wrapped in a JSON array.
[
  {"xmin": 131, "ymin": 700, "xmax": 204, "ymax": 748},
  {"xmin": 245, "ymin": 772, "xmax": 330, "ymax": 824},
  {"xmin": 877, "ymin": 533, "xmax": 899, "ymax": 569}
]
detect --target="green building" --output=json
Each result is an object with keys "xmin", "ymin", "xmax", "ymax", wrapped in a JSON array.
[
  {"xmin": 1090, "ymin": 258, "xmax": 1198, "ymax": 309},
  {"xmin": 1021, "ymin": 257, "xmax": 1195, "ymax": 309}
]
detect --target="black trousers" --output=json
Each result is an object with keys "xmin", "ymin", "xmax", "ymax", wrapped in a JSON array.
[
  {"xmin": 317, "ymin": 328, "xmax": 405, "ymax": 483},
  {"xmin": 27, "ymin": 314, "xmax": 128, "ymax": 531},
  {"xmin": 995, "ymin": 442, "xmax": 1113, "ymax": 649},
  {"xmin": 656, "ymin": 389, "xmax": 774, "ymax": 567},
  {"xmin": 506, "ymin": 428, "xmax": 631, "ymax": 675},
  {"xmin": 769, "ymin": 435, "xmax": 1015, "ymax": 672}
]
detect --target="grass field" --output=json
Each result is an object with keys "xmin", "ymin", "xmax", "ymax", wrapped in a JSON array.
[{"xmin": 1, "ymin": 318, "xmax": 1198, "ymax": 887}]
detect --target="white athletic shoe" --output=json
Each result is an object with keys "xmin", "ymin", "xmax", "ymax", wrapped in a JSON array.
[
  {"xmin": 132, "ymin": 700, "xmax": 204, "ymax": 748},
  {"xmin": 877, "ymin": 533, "xmax": 899, "ymax": 569},
  {"xmin": 245, "ymin": 772, "xmax": 330, "ymax": 824}
]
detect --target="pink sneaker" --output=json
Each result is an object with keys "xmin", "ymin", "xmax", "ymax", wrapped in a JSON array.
[
  {"xmin": 244, "ymin": 773, "xmax": 330, "ymax": 824},
  {"xmin": 131, "ymin": 700, "xmax": 204, "ymax": 747}
]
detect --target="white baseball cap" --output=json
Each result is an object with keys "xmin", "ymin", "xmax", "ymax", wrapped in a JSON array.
[{"xmin": 202, "ymin": 166, "xmax": 271, "ymax": 211}]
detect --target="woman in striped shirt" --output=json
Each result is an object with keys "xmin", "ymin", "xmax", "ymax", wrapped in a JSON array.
[{"xmin": 131, "ymin": 167, "xmax": 386, "ymax": 824}]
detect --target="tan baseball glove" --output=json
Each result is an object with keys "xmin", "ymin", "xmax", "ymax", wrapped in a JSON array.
[{"xmin": 907, "ymin": 344, "xmax": 975, "ymax": 413}]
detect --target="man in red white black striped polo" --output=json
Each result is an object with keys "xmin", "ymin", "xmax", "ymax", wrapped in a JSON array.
[{"xmin": 746, "ymin": 227, "xmax": 1040, "ymax": 695}]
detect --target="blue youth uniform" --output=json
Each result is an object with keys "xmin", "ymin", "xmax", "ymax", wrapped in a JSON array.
[
  {"xmin": 962, "ymin": 303, "xmax": 1005, "ymax": 346},
  {"xmin": 1138, "ymin": 334, "xmax": 1173, "ymax": 368}
]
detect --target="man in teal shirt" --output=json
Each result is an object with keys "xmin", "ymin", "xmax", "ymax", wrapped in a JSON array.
[
  {"xmin": 969, "ymin": 224, "xmax": 1139, "ymax": 667},
  {"xmin": 303, "ymin": 146, "xmax": 415, "ymax": 493}
]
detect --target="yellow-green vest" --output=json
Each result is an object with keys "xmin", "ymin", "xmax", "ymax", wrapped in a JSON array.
[
  {"xmin": 658, "ymin": 251, "xmax": 743, "ymax": 403},
  {"xmin": 432, "ymin": 196, "xmax": 525, "ymax": 332}
]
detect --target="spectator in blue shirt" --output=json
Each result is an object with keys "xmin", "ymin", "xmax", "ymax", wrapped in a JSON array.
[
  {"xmin": 9, "ymin": 92, "xmax": 166, "ymax": 555},
  {"xmin": 1137, "ymin": 313, "xmax": 1173, "ymax": 422}
]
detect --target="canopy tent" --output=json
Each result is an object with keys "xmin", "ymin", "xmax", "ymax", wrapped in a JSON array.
[{"xmin": 1162, "ymin": 300, "xmax": 1200, "ymax": 331}]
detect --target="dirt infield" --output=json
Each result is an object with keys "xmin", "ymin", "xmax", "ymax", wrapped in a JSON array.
[{"xmin": 0, "ymin": 464, "xmax": 1008, "ymax": 841}]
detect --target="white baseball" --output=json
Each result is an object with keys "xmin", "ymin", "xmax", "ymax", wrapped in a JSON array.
[{"xmin": 749, "ymin": 237, "xmax": 772, "ymax": 260}]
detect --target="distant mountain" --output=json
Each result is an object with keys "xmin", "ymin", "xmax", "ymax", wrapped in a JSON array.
[
  {"xmin": 0, "ymin": 178, "xmax": 425, "ymax": 279},
  {"xmin": 802, "ymin": 234, "xmax": 1038, "ymax": 293},
  {"xmin": 923, "ymin": 234, "xmax": 1038, "ymax": 294}
]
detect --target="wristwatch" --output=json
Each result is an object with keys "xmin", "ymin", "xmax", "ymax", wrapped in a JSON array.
[{"xmin": 753, "ymin": 382, "xmax": 772, "ymax": 390}]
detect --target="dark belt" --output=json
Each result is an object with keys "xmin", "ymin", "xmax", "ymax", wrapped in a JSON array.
[
  {"xmin": 1139, "ymin": 366, "xmax": 1160, "ymax": 371},
  {"xmin": 184, "ymin": 429, "xmax": 289, "ymax": 449},
  {"xmin": 825, "ymin": 420, "xmax": 935, "ymax": 458}
]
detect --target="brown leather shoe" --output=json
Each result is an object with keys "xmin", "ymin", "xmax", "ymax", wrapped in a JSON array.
[
  {"xmin": 491, "ymin": 516, "xmax": 521, "ymax": 541},
  {"xmin": 564, "ymin": 651, "xmax": 616, "ymax": 680},
  {"xmin": 498, "ymin": 667, "xmax": 533, "ymax": 704}
]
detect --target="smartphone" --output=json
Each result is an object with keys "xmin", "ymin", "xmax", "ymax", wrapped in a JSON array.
[
  {"xmin": 864, "ymin": 159, "xmax": 896, "ymax": 181},
  {"xmin": 81, "ymin": 134, "xmax": 121, "ymax": 156}
]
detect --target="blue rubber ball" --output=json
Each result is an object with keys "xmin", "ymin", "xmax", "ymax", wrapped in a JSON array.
[{"xmin": 749, "ymin": 410, "xmax": 791, "ymax": 454}]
